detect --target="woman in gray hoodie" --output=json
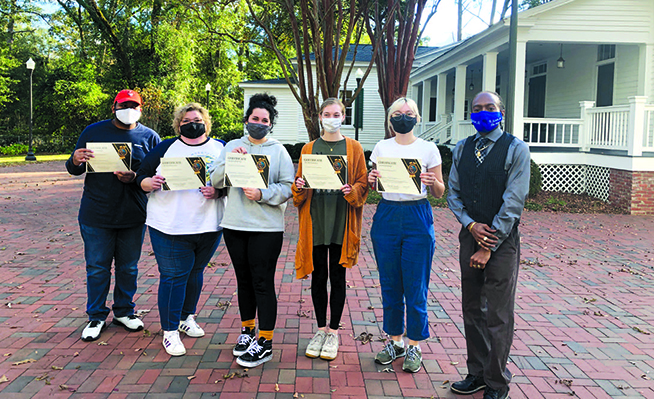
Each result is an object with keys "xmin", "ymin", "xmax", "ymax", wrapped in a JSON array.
[{"xmin": 210, "ymin": 93, "xmax": 294, "ymax": 368}]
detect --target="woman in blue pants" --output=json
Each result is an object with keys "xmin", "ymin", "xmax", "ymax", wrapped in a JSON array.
[{"xmin": 368, "ymin": 97, "xmax": 445, "ymax": 373}]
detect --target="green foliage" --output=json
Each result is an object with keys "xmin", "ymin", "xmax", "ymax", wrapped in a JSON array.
[
  {"xmin": 529, "ymin": 159, "xmax": 543, "ymax": 197},
  {"xmin": 437, "ymin": 145, "xmax": 452, "ymax": 185},
  {"xmin": 283, "ymin": 143, "xmax": 306, "ymax": 162},
  {"xmin": 0, "ymin": 142, "xmax": 28, "ymax": 155},
  {"xmin": 524, "ymin": 201, "xmax": 543, "ymax": 211}
]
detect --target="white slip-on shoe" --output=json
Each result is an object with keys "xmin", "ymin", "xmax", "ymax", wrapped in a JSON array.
[
  {"xmin": 113, "ymin": 315, "xmax": 144, "ymax": 332},
  {"xmin": 81, "ymin": 320, "xmax": 106, "ymax": 342},
  {"xmin": 163, "ymin": 330, "xmax": 186, "ymax": 356},
  {"xmin": 178, "ymin": 315, "xmax": 205, "ymax": 338}
]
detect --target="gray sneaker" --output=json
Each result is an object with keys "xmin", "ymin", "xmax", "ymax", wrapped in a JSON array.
[
  {"xmin": 374, "ymin": 341, "xmax": 406, "ymax": 365},
  {"xmin": 320, "ymin": 332, "xmax": 339, "ymax": 360},
  {"xmin": 305, "ymin": 330, "xmax": 327, "ymax": 358},
  {"xmin": 402, "ymin": 345, "xmax": 422, "ymax": 373}
]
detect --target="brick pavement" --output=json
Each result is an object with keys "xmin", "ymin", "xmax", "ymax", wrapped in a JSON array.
[{"xmin": 0, "ymin": 161, "xmax": 653, "ymax": 398}]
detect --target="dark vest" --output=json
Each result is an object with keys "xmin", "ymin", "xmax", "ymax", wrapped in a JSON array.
[{"xmin": 459, "ymin": 132, "xmax": 515, "ymax": 226}]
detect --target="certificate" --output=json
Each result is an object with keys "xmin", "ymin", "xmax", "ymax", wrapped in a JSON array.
[
  {"xmin": 225, "ymin": 153, "xmax": 269, "ymax": 189},
  {"xmin": 376, "ymin": 157, "xmax": 422, "ymax": 194},
  {"xmin": 301, "ymin": 154, "xmax": 347, "ymax": 190},
  {"xmin": 160, "ymin": 157, "xmax": 207, "ymax": 191},
  {"xmin": 86, "ymin": 142, "xmax": 131, "ymax": 173}
]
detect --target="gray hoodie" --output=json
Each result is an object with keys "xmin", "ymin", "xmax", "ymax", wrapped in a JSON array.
[{"xmin": 211, "ymin": 136, "xmax": 294, "ymax": 232}]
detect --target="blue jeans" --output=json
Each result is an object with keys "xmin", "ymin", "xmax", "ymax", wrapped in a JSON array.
[
  {"xmin": 149, "ymin": 227, "xmax": 222, "ymax": 331},
  {"xmin": 370, "ymin": 199, "xmax": 435, "ymax": 341},
  {"xmin": 80, "ymin": 223, "xmax": 146, "ymax": 321}
]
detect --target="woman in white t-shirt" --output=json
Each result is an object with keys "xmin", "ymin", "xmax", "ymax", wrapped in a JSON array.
[
  {"xmin": 136, "ymin": 103, "xmax": 226, "ymax": 357},
  {"xmin": 367, "ymin": 97, "xmax": 445, "ymax": 373}
]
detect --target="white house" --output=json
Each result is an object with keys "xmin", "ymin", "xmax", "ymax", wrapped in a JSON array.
[
  {"xmin": 240, "ymin": 0, "xmax": 654, "ymax": 215},
  {"xmin": 409, "ymin": 0, "xmax": 654, "ymax": 215},
  {"xmin": 239, "ymin": 45, "xmax": 441, "ymax": 150}
]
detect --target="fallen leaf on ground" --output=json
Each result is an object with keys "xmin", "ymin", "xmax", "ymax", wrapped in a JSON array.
[
  {"xmin": 12, "ymin": 359, "xmax": 36, "ymax": 365},
  {"xmin": 275, "ymin": 383, "xmax": 280, "ymax": 391},
  {"xmin": 0, "ymin": 375, "xmax": 9, "ymax": 383},
  {"xmin": 51, "ymin": 366, "xmax": 63, "ymax": 370},
  {"xmin": 97, "ymin": 341, "xmax": 108, "ymax": 346},
  {"xmin": 187, "ymin": 376, "xmax": 195, "ymax": 380}
]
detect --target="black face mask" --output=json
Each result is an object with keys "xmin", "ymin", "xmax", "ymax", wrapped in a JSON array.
[
  {"xmin": 180, "ymin": 122, "xmax": 206, "ymax": 139},
  {"xmin": 390, "ymin": 114, "xmax": 417, "ymax": 134}
]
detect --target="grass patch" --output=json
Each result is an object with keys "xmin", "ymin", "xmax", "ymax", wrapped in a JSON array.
[{"xmin": 0, "ymin": 154, "xmax": 69, "ymax": 164}]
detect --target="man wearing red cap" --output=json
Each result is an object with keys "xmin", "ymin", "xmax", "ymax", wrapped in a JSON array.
[{"xmin": 66, "ymin": 89, "xmax": 161, "ymax": 342}]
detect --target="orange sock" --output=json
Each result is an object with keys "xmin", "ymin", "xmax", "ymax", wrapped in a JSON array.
[
  {"xmin": 241, "ymin": 319, "xmax": 255, "ymax": 330},
  {"xmin": 259, "ymin": 330, "xmax": 273, "ymax": 341}
]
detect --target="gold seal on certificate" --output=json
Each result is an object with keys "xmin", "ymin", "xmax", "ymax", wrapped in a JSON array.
[
  {"xmin": 376, "ymin": 157, "xmax": 422, "ymax": 194},
  {"xmin": 160, "ymin": 157, "xmax": 207, "ymax": 191},
  {"xmin": 301, "ymin": 154, "xmax": 348, "ymax": 190},
  {"xmin": 225, "ymin": 153, "xmax": 270, "ymax": 189},
  {"xmin": 86, "ymin": 142, "xmax": 132, "ymax": 173}
]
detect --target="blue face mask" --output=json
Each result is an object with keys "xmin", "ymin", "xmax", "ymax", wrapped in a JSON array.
[{"xmin": 470, "ymin": 111, "xmax": 503, "ymax": 133}]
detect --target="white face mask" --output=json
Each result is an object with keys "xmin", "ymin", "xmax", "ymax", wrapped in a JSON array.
[
  {"xmin": 115, "ymin": 108, "xmax": 141, "ymax": 125},
  {"xmin": 321, "ymin": 117, "xmax": 342, "ymax": 133}
]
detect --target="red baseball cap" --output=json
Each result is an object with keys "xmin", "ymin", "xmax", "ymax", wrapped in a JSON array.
[{"xmin": 114, "ymin": 89, "xmax": 142, "ymax": 106}]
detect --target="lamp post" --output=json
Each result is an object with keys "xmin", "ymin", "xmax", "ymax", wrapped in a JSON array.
[
  {"xmin": 354, "ymin": 68, "xmax": 364, "ymax": 141},
  {"xmin": 25, "ymin": 58, "xmax": 36, "ymax": 161},
  {"xmin": 205, "ymin": 83, "xmax": 211, "ymax": 108}
]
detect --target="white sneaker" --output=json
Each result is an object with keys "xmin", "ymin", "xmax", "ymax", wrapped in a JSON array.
[
  {"xmin": 81, "ymin": 320, "xmax": 106, "ymax": 342},
  {"xmin": 113, "ymin": 315, "xmax": 144, "ymax": 332},
  {"xmin": 163, "ymin": 330, "xmax": 186, "ymax": 356},
  {"xmin": 305, "ymin": 330, "xmax": 327, "ymax": 358},
  {"xmin": 179, "ymin": 315, "xmax": 204, "ymax": 338},
  {"xmin": 320, "ymin": 332, "xmax": 339, "ymax": 360}
]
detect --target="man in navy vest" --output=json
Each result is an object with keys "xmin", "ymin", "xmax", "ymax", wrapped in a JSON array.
[
  {"xmin": 66, "ymin": 90, "xmax": 161, "ymax": 342},
  {"xmin": 447, "ymin": 91, "xmax": 530, "ymax": 399}
]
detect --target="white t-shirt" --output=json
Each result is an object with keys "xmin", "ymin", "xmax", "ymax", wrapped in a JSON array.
[
  {"xmin": 146, "ymin": 138, "xmax": 226, "ymax": 235},
  {"xmin": 370, "ymin": 137, "xmax": 442, "ymax": 201}
]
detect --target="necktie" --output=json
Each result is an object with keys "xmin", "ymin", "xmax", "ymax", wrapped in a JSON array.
[{"xmin": 475, "ymin": 137, "xmax": 490, "ymax": 167}]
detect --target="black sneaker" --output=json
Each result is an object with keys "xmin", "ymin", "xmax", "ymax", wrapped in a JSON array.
[
  {"xmin": 483, "ymin": 386, "xmax": 509, "ymax": 399},
  {"xmin": 236, "ymin": 337, "xmax": 273, "ymax": 368},
  {"xmin": 233, "ymin": 327, "xmax": 256, "ymax": 357},
  {"xmin": 451, "ymin": 374, "xmax": 486, "ymax": 395}
]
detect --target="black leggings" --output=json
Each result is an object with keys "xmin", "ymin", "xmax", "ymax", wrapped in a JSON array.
[
  {"xmin": 223, "ymin": 229, "xmax": 283, "ymax": 331},
  {"xmin": 311, "ymin": 244, "xmax": 347, "ymax": 330}
]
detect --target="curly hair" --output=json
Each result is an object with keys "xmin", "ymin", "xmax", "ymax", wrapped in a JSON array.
[
  {"xmin": 243, "ymin": 93, "xmax": 278, "ymax": 125},
  {"xmin": 172, "ymin": 103, "xmax": 212, "ymax": 135}
]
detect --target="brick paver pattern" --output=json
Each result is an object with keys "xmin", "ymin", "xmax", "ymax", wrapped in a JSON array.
[{"xmin": 1, "ymin": 161, "xmax": 653, "ymax": 398}]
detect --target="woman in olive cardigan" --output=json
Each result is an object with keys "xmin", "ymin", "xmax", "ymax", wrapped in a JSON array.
[{"xmin": 293, "ymin": 98, "xmax": 368, "ymax": 361}]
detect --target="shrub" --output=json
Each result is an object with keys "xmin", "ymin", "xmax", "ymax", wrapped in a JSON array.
[
  {"xmin": 529, "ymin": 159, "xmax": 542, "ymax": 197},
  {"xmin": 283, "ymin": 143, "xmax": 306, "ymax": 162},
  {"xmin": 0, "ymin": 143, "xmax": 29, "ymax": 156}
]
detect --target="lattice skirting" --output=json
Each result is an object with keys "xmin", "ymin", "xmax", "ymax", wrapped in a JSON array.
[{"xmin": 537, "ymin": 164, "xmax": 610, "ymax": 201}]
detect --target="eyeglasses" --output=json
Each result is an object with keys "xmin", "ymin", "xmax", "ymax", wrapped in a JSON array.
[
  {"xmin": 182, "ymin": 118, "xmax": 203, "ymax": 124},
  {"xmin": 391, "ymin": 111, "xmax": 417, "ymax": 119}
]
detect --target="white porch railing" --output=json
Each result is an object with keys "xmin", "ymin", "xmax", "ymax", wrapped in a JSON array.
[
  {"xmin": 523, "ymin": 118, "xmax": 582, "ymax": 146},
  {"xmin": 587, "ymin": 105, "xmax": 630, "ymax": 149},
  {"xmin": 420, "ymin": 114, "xmax": 453, "ymax": 143},
  {"xmin": 644, "ymin": 105, "xmax": 654, "ymax": 151}
]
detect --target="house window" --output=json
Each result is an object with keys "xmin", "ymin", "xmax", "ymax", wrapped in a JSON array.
[
  {"xmin": 597, "ymin": 45, "xmax": 616, "ymax": 62},
  {"xmin": 532, "ymin": 63, "xmax": 547, "ymax": 76},
  {"xmin": 496, "ymin": 75, "xmax": 501, "ymax": 96},
  {"xmin": 339, "ymin": 90, "xmax": 353, "ymax": 125}
]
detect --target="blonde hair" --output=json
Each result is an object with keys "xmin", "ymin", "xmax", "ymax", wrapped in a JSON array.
[
  {"xmin": 319, "ymin": 98, "xmax": 346, "ymax": 115},
  {"xmin": 172, "ymin": 103, "xmax": 212, "ymax": 135},
  {"xmin": 387, "ymin": 97, "xmax": 421, "ymax": 127}
]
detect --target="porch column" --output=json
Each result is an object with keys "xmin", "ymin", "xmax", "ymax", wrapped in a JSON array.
[
  {"xmin": 454, "ymin": 65, "xmax": 467, "ymax": 140},
  {"xmin": 436, "ymin": 73, "xmax": 448, "ymax": 118},
  {"xmin": 637, "ymin": 44, "xmax": 653, "ymax": 99},
  {"xmin": 510, "ymin": 41, "xmax": 527, "ymax": 137},
  {"xmin": 483, "ymin": 52, "xmax": 498, "ymax": 92},
  {"xmin": 627, "ymin": 96, "xmax": 648, "ymax": 156},
  {"xmin": 421, "ymin": 78, "xmax": 431, "ymax": 125},
  {"xmin": 578, "ymin": 101, "xmax": 595, "ymax": 152}
]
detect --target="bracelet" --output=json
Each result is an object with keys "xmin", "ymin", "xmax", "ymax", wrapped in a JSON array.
[{"xmin": 467, "ymin": 222, "xmax": 477, "ymax": 232}]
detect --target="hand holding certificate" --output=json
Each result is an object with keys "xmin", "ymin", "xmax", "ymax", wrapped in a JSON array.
[
  {"xmin": 160, "ymin": 157, "xmax": 207, "ymax": 191},
  {"xmin": 300, "ymin": 154, "xmax": 347, "ymax": 190},
  {"xmin": 225, "ymin": 153, "xmax": 270, "ymax": 189},
  {"xmin": 86, "ymin": 142, "xmax": 132, "ymax": 173},
  {"xmin": 376, "ymin": 157, "xmax": 422, "ymax": 194}
]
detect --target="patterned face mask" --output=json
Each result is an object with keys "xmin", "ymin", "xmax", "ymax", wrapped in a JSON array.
[{"xmin": 470, "ymin": 111, "xmax": 503, "ymax": 133}]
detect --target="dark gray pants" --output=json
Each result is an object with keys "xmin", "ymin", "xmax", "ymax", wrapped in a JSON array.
[{"xmin": 459, "ymin": 226, "xmax": 520, "ymax": 390}]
